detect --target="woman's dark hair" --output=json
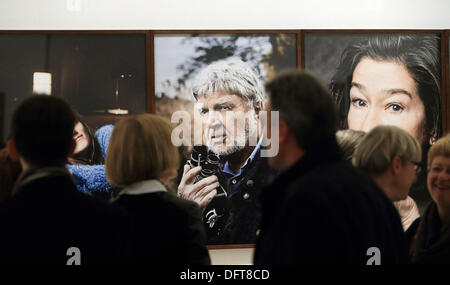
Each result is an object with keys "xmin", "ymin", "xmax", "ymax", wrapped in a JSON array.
[
  {"xmin": 68, "ymin": 114, "xmax": 104, "ymax": 165},
  {"xmin": 330, "ymin": 34, "xmax": 441, "ymax": 145}
]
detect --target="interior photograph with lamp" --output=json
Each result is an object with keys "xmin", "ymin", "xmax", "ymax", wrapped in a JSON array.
[{"xmin": 0, "ymin": 0, "xmax": 449, "ymax": 269}]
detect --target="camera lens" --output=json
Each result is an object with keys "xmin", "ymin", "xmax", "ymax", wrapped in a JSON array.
[{"xmin": 190, "ymin": 145, "xmax": 208, "ymax": 167}]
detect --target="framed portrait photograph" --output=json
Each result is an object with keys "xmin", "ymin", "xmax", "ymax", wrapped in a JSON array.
[
  {"xmin": 153, "ymin": 31, "xmax": 299, "ymax": 246},
  {"xmin": 303, "ymin": 31, "xmax": 444, "ymax": 214}
]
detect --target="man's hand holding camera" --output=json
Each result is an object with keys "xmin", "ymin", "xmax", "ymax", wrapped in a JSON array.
[{"xmin": 178, "ymin": 165, "xmax": 220, "ymax": 209}]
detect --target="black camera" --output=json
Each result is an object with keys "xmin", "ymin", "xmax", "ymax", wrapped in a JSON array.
[
  {"xmin": 188, "ymin": 145, "xmax": 222, "ymax": 184},
  {"xmin": 187, "ymin": 145, "xmax": 229, "ymax": 233}
]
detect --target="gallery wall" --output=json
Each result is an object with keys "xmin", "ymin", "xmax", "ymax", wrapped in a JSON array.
[
  {"xmin": 0, "ymin": 0, "xmax": 449, "ymax": 30},
  {"xmin": 1, "ymin": 0, "xmax": 449, "ymax": 265}
]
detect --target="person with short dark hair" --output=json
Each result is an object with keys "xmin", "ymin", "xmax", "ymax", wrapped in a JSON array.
[
  {"xmin": 254, "ymin": 70, "xmax": 408, "ymax": 264},
  {"xmin": 0, "ymin": 95, "xmax": 130, "ymax": 264}
]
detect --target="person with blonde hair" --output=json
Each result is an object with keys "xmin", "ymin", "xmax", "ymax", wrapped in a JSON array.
[
  {"xmin": 106, "ymin": 114, "xmax": 210, "ymax": 264},
  {"xmin": 353, "ymin": 125, "xmax": 422, "ymax": 230},
  {"xmin": 407, "ymin": 134, "xmax": 450, "ymax": 264}
]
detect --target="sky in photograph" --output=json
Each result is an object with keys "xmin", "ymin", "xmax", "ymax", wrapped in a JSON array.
[{"xmin": 154, "ymin": 35, "xmax": 272, "ymax": 100}]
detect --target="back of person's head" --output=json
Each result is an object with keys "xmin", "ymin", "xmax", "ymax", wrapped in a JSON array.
[
  {"xmin": 265, "ymin": 70, "xmax": 337, "ymax": 150},
  {"xmin": 336, "ymin": 129, "xmax": 366, "ymax": 162},
  {"xmin": 106, "ymin": 114, "xmax": 179, "ymax": 187},
  {"xmin": 427, "ymin": 134, "xmax": 450, "ymax": 167},
  {"xmin": 11, "ymin": 95, "xmax": 75, "ymax": 167},
  {"xmin": 353, "ymin": 125, "xmax": 421, "ymax": 175}
]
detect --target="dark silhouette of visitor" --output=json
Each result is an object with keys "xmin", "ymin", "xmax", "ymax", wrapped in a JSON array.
[{"xmin": 0, "ymin": 95, "xmax": 130, "ymax": 264}]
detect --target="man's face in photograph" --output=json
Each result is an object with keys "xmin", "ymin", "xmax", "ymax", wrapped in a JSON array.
[{"xmin": 196, "ymin": 92, "xmax": 259, "ymax": 156}]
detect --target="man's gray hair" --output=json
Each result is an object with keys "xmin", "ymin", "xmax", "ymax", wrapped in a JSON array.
[{"xmin": 192, "ymin": 59, "xmax": 265, "ymax": 108}]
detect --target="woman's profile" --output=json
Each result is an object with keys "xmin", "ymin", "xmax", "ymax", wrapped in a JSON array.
[{"xmin": 106, "ymin": 114, "xmax": 210, "ymax": 264}]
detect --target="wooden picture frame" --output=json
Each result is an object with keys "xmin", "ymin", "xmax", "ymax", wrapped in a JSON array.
[
  {"xmin": 151, "ymin": 30, "xmax": 299, "ymax": 248},
  {"xmin": 302, "ymin": 30, "xmax": 447, "ymax": 216},
  {"xmin": 1, "ymin": 29, "xmax": 449, "ymax": 252}
]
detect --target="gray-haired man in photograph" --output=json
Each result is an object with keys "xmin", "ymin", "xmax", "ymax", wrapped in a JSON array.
[{"xmin": 177, "ymin": 59, "xmax": 278, "ymax": 244}]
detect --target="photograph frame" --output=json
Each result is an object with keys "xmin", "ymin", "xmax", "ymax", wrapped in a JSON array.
[
  {"xmin": 302, "ymin": 29, "xmax": 448, "ymax": 218},
  {"xmin": 1, "ymin": 29, "xmax": 449, "ymax": 252},
  {"xmin": 151, "ymin": 30, "xmax": 300, "ymax": 249},
  {"xmin": 301, "ymin": 29, "xmax": 448, "ymax": 135}
]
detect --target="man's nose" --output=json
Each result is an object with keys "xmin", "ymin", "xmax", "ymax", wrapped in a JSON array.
[{"xmin": 206, "ymin": 110, "xmax": 222, "ymax": 127}]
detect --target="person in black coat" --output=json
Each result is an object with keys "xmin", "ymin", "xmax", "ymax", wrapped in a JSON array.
[
  {"xmin": 106, "ymin": 114, "xmax": 210, "ymax": 265},
  {"xmin": 254, "ymin": 70, "xmax": 408, "ymax": 265},
  {"xmin": 0, "ymin": 95, "xmax": 130, "ymax": 264},
  {"xmin": 406, "ymin": 134, "xmax": 450, "ymax": 264}
]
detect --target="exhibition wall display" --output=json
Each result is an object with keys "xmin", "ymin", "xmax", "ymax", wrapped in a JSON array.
[{"xmin": 0, "ymin": 30, "xmax": 448, "ymax": 248}]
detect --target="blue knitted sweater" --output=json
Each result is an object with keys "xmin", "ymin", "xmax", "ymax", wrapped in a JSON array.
[{"xmin": 66, "ymin": 124, "xmax": 114, "ymax": 195}]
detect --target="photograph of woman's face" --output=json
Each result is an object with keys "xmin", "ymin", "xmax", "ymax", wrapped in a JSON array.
[
  {"xmin": 73, "ymin": 122, "xmax": 89, "ymax": 155},
  {"xmin": 347, "ymin": 57, "xmax": 426, "ymax": 143}
]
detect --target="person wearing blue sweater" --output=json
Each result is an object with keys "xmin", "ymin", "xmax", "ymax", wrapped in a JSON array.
[{"xmin": 66, "ymin": 117, "xmax": 115, "ymax": 199}]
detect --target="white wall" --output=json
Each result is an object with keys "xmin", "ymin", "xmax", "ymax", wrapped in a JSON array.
[
  {"xmin": 209, "ymin": 248, "xmax": 254, "ymax": 265},
  {"xmin": 1, "ymin": 0, "xmax": 448, "ymax": 265},
  {"xmin": 0, "ymin": 0, "xmax": 449, "ymax": 30}
]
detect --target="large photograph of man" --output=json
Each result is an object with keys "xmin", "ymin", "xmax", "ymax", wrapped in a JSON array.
[
  {"xmin": 177, "ymin": 59, "xmax": 279, "ymax": 245},
  {"xmin": 154, "ymin": 33, "xmax": 297, "ymax": 244},
  {"xmin": 304, "ymin": 33, "xmax": 442, "ymax": 214}
]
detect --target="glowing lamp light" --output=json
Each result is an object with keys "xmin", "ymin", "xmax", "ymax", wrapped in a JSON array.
[
  {"xmin": 107, "ymin": 108, "xmax": 129, "ymax": 115},
  {"xmin": 33, "ymin": 72, "xmax": 52, "ymax": 95}
]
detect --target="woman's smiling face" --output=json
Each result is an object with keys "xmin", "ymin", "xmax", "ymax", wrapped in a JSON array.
[
  {"xmin": 72, "ymin": 122, "xmax": 89, "ymax": 155},
  {"xmin": 347, "ymin": 57, "xmax": 425, "ymax": 143},
  {"xmin": 427, "ymin": 155, "xmax": 450, "ymax": 210}
]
